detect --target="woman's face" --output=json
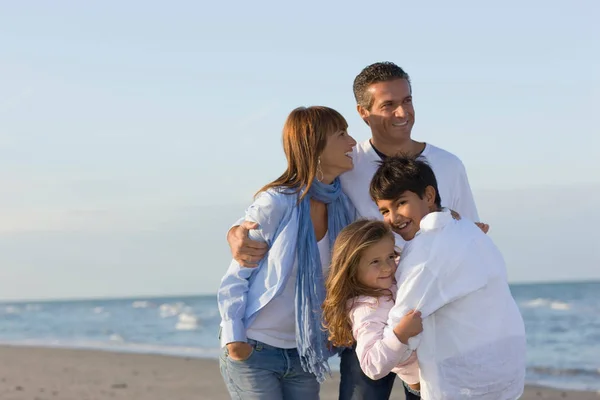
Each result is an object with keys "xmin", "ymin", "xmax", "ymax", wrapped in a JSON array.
[{"xmin": 319, "ymin": 129, "xmax": 357, "ymax": 182}]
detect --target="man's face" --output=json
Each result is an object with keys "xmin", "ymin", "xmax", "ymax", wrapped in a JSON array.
[
  {"xmin": 358, "ymin": 79, "xmax": 415, "ymax": 143},
  {"xmin": 376, "ymin": 188, "xmax": 435, "ymax": 241}
]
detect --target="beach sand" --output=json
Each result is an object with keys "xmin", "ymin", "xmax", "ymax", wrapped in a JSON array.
[{"xmin": 0, "ymin": 346, "xmax": 596, "ymax": 400}]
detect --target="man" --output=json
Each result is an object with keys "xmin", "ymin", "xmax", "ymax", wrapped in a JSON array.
[{"xmin": 227, "ymin": 62, "xmax": 480, "ymax": 400}]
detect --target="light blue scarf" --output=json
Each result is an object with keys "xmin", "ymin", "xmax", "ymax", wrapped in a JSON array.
[{"xmin": 295, "ymin": 177, "xmax": 356, "ymax": 382}]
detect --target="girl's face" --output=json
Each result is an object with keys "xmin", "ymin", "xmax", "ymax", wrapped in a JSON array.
[{"xmin": 356, "ymin": 237, "xmax": 397, "ymax": 290}]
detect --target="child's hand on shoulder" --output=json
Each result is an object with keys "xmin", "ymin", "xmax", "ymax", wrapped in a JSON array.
[{"xmin": 393, "ymin": 310, "xmax": 423, "ymax": 345}]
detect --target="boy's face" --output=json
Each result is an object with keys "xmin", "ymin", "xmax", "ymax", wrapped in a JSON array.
[{"xmin": 376, "ymin": 187, "xmax": 437, "ymax": 241}]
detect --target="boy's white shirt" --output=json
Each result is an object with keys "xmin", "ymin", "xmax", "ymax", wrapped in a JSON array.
[{"xmin": 383, "ymin": 209, "xmax": 526, "ymax": 400}]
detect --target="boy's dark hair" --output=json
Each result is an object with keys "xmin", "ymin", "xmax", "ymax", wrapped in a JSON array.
[
  {"xmin": 369, "ymin": 154, "xmax": 442, "ymax": 208},
  {"xmin": 353, "ymin": 62, "xmax": 411, "ymax": 110}
]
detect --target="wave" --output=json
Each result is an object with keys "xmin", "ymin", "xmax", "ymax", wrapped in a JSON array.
[
  {"xmin": 528, "ymin": 365, "xmax": 600, "ymax": 378},
  {"xmin": 3, "ymin": 306, "xmax": 21, "ymax": 314},
  {"xmin": 175, "ymin": 312, "xmax": 199, "ymax": 331},
  {"xmin": 0, "ymin": 338, "xmax": 221, "ymax": 359},
  {"xmin": 159, "ymin": 302, "xmax": 187, "ymax": 318},
  {"xmin": 521, "ymin": 298, "xmax": 571, "ymax": 310},
  {"xmin": 132, "ymin": 301, "xmax": 153, "ymax": 309}
]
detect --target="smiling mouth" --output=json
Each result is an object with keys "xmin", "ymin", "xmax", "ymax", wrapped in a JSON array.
[
  {"xmin": 395, "ymin": 221, "xmax": 410, "ymax": 230},
  {"xmin": 345, "ymin": 151, "xmax": 353, "ymax": 159},
  {"xmin": 392, "ymin": 121, "xmax": 408, "ymax": 127}
]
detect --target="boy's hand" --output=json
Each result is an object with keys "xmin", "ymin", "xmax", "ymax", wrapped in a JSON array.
[
  {"xmin": 393, "ymin": 310, "xmax": 423, "ymax": 345},
  {"xmin": 475, "ymin": 222, "xmax": 490, "ymax": 234},
  {"xmin": 227, "ymin": 221, "xmax": 269, "ymax": 267}
]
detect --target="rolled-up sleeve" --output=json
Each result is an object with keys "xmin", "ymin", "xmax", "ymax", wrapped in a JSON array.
[{"xmin": 217, "ymin": 190, "xmax": 288, "ymax": 347}]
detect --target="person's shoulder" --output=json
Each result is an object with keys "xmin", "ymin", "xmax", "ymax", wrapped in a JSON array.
[
  {"xmin": 422, "ymin": 143, "xmax": 466, "ymax": 169},
  {"xmin": 398, "ymin": 232, "xmax": 436, "ymax": 265},
  {"xmin": 348, "ymin": 295, "xmax": 393, "ymax": 322},
  {"xmin": 250, "ymin": 188, "xmax": 297, "ymax": 216},
  {"xmin": 255, "ymin": 187, "xmax": 297, "ymax": 203}
]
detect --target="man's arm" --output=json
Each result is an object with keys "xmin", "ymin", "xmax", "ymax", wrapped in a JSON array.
[
  {"xmin": 227, "ymin": 221, "xmax": 268, "ymax": 267},
  {"xmin": 451, "ymin": 161, "xmax": 479, "ymax": 222}
]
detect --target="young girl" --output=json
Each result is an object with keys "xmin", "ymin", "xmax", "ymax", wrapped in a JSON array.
[{"xmin": 323, "ymin": 219, "xmax": 424, "ymax": 398}]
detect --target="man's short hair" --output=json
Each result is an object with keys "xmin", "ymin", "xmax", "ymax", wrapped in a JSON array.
[
  {"xmin": 353, "ymin": 62, "xmax": 411, "ymax": 110},
  {"xmin": 369, "ymin": 154, "xmax": 442, "ymax": 208}
]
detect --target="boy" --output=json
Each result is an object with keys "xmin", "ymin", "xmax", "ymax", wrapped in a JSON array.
[{"xmin": 369, "ymin": 155, "xmax": 526, "ymax": 400}]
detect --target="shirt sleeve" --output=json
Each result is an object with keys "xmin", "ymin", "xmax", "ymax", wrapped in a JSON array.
[
  {"xmin": 386, "ymin": 262, "xmax": 443, "ymax": 326},
  {"xmin": 227, "ymin": 217, "xmax": 246, "ymax": 238},
  {"xmin": 351, "ymin": 300, "xmax": 414, "ymax": 380},
  {"xmin": 392, "ymin": 351, "xmax": 420, "ymax": 385},
  {"xmin": 217, "ymin": 190, "xmax": 289, "ymax": 347},
  {"xmin": 450, "ymin": 160, "xmax": 479, "ymax": 222},
  {"xmin": 386, "ymin": 235, "xmax": 489, "ymax": 327}
]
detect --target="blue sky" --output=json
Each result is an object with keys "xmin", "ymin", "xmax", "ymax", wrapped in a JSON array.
[{"xmin": 0, "ymin": 1, "xmax": 598, "ymax": 300}]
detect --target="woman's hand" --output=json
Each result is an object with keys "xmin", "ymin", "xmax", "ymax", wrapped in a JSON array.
[{"xmin": 226, "ymin": 342, "xmax": 254, "ymax": 361}]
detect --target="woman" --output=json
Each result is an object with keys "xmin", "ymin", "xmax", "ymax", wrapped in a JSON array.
[{"xmin": 217, "ymin": 106, "xmax": 357, "ymax": 399}]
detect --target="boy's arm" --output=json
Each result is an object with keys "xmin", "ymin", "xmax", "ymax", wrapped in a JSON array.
[
  {"xmin": 386, "ymin": 261, "xmax": 441, "ymax": 328},
  {"xmin": 217, "ymin": 191, "xmax": 287, "ymax": 347},
  {"xmin": 351, "ymin": 301, "xmax": 413, "ymax": 380},
  {"xmin": 386, "ymin": 237, "xmax": 489, "ymax": 329}
]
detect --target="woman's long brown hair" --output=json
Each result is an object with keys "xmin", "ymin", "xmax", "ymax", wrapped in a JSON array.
[
  {"xmin": 257, "ymin": 106, "xmax": 347, "ymax": 201},
  {"xmin": 323, "ymin": 219, "xmax": 396, "ymax": 347}
]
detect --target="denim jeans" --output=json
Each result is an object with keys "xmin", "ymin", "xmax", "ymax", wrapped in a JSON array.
[
  {"xmin": 219, "ymin": 339, "xmax": 320, "ymax": 400},
  {"xmin": 338, "ymin": 347, "xmax": 420, "ymax": 400}
]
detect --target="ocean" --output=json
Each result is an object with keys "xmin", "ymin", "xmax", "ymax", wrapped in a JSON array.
[{"xmin": 1, "ymin": 281, "xmax": 599, "ymax": 391}]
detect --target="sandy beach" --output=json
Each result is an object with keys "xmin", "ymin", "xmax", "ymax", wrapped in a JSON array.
[{"xmin": 0, "ymin": 346, "xmax": 596, "ymax": 400}]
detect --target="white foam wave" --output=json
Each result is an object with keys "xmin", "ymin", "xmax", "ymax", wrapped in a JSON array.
[
  {"xmin": 132, "ymin": 301, "xmax": 152, "ymax": 309},
  {"xmin": 109, "ymin": 334, "xmax": 125, "ymax": 342},
  {"xmin": 159, "ymin": 302, "xmax": 186, "ymax": 318},
  {"xmin": 550, "ymin": 301, "xmax": 570, "ymax": 310},
  {"xmin": 4, "ymin": 306, "xmax": 20, "ymax": 314},
  {"xmin": 0, "ymin": 338, "xmax": 221, "ymax": 359},
  {"xmin": 93, "ymin": 307, "xmax": 104, "ymax": 314},
  {"xmin": 108, "ymin": 333, "xmax": 125, "ymax": 343},
  {"xmin": 523, "ymin": 298, "xmax": 550, "ymax": 308},
  {"xmin": 175, "ymin": 312, "xmax": 199, "ymax": 331},
  {"xmin": 522, "ymin": 298, "xmax": 571, "ymax": 310}
]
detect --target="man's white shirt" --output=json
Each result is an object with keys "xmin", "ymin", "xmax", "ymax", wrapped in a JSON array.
[{"xmin": 339, "ymin": 140, "xmax": 479, "ymax": 250}]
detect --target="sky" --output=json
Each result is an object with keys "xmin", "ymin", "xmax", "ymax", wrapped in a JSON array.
[{"xmin": 0, "ymin": 1, "xmax": 598, "ymax": 301}]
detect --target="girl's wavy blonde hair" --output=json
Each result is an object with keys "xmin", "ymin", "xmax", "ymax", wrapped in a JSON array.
[{"xmin": 322, "ymin": 219, "xmax": 396, "ymax": 347}]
